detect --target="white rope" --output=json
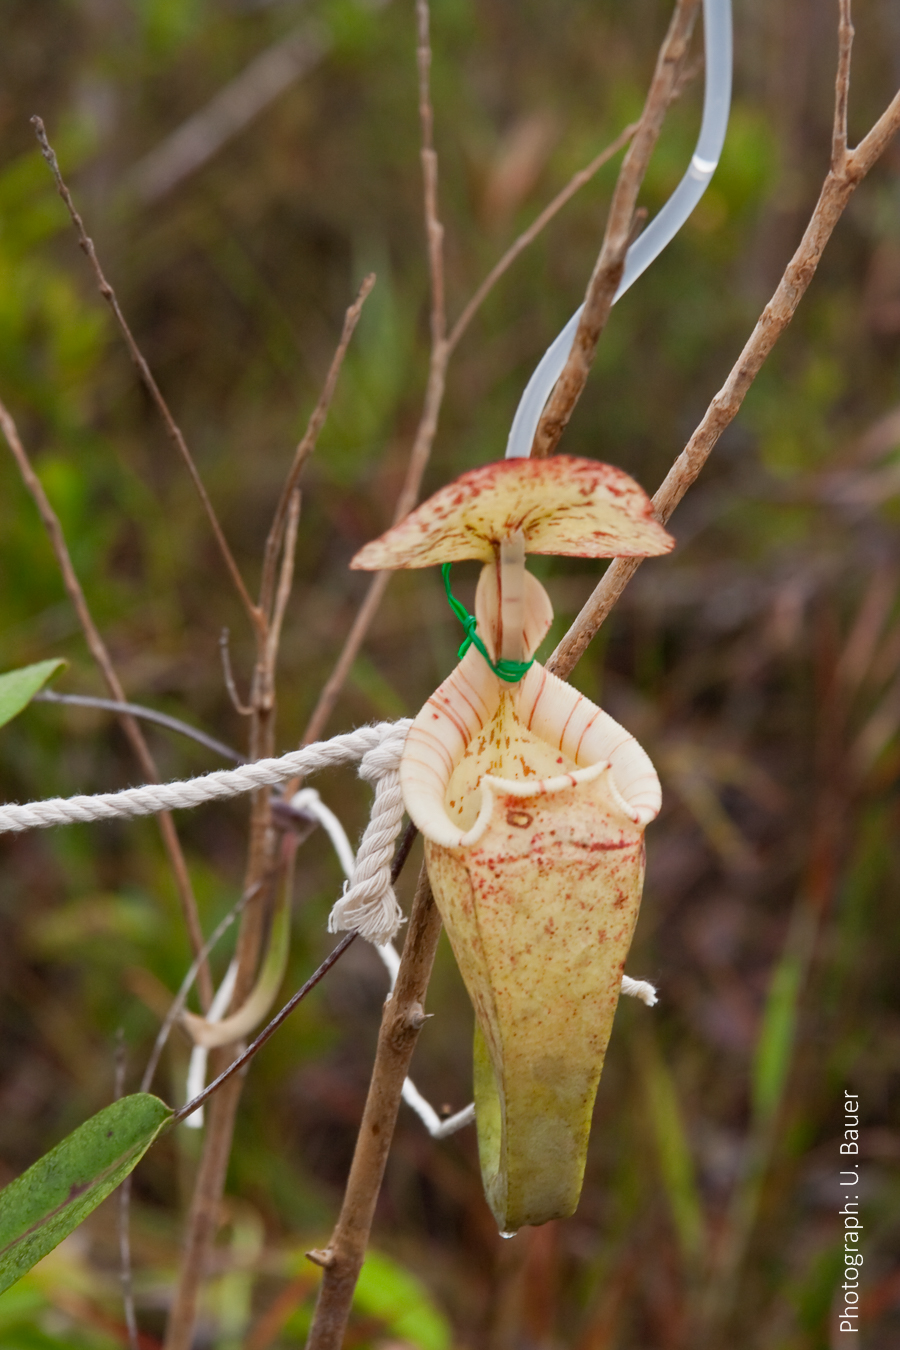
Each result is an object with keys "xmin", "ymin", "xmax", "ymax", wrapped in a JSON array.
[
  {"xmin": 2, "ymin": 705, "xmax": 657, "ymax": 1120},
  {"xmin": 0, "ymin": 720, "xmax": 412, "ymax": 834},
  {"xmin": 622, "ymin": 974, "xmax": 657, "ymax": 1007},
  {"xmin": 295, "ymin": 786, "xmax": 474, "ymax": 1137},
  {"xmin": 325, "ymin": 728, "xmax": 408, "ymax": 944}
]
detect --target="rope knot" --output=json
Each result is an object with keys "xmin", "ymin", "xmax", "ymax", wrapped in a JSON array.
[
  {"xmin": 358, "ymin": 719, "xmax": 411, "ymax": 784},
  {"xmin": 326, "ymin": 719, "xmax": 412, "ymax": 945}
]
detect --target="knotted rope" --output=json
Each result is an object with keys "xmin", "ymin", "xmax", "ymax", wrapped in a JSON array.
[{"xmin": 324, "ymin": 722, "xmax": 409, "ymax": 944}]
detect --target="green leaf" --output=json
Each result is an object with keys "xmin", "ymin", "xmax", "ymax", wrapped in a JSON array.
[
  {"xmin": 0, "ymin": 1094, "xmax": 172, "ymax": 1295},
  {"xmin": 635, "ymin": 1026, "xmax": 705, "ymax": 1267},
  {"xmin": 752, "ymin": 944, "xmax": 804, "ymax": 1124},
  {"xmin": 751, "ymin": 905, "xmax": 816, "ymax": 1125},
  {"xmin": 353, "ymin": 1249, "xmax": 452, "ymax": 1350},
  {"xmin": 0, "ymin": 659, "xmax": 66, "ymax": 730}
]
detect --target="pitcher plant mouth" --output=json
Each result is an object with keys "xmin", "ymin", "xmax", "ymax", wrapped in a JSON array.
[{"xmin": 352, "ymin": 456, "xmax": 669, "ymax": 1231}]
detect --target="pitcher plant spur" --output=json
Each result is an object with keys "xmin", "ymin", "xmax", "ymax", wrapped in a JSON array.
[{"xmin": 352, "ymin": 456, "xmax": 674, "ymax": 1233}]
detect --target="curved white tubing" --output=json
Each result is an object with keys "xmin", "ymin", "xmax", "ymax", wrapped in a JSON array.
[{"xmin": 505, "ymin": 0, "xmax": 733, "ymax": 460}]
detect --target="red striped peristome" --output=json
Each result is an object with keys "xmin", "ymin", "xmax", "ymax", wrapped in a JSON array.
[{"xmin": 399, "ymin": 563, "xmax": 660, "ymax": 849}]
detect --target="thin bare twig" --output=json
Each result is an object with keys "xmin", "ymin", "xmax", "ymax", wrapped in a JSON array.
[
  {"xmin": 531, "ymin": 0, "xmax": 701, "ymax": 458},
  {"xmin": 171, "ymin": 932, "xmax": 356, "ymax": 1125},
  {"xmin": 301, "ymin": 570, "xmax": 391, "ymax": 746},
  {"xmin": 162, "ymin": 817, "xmax": 416, "ymax": 1140},
  {"xmin": 832, "ymin": 0, "xmax": 854, "ymax": 168},
  {"xmin": 300, "ymin": 6, "xmax": 447, "ymax": 745},
  {"xmin": 142, "ymin": 889, "xmax": 256, "ymax": 1097},
  {"xmin": 126, "ymin": 24, "xmax": 331, "ymax": 205},
  {"xmin": 31, "ymin": 117, "xmax": 262, "ymax": 634},
  {"xmin": 259, "ymin": 275, "xmax": 376, "ymax": 621},
  {"xmin": 446, "ymin": 122, "xmax": 639, "ymax": 356},
  {"xmin": 164, "ymin": 1070, "xmax": 243, "ymax": 1349},
  {"xmin": 548, "ymin": 65, "xmax": 900, "ymax": 680},
  {"xmin": 0, "ymin": 394, "xmax": 213, "ymax": 1010},
  {"xmin": 165, "ymin": 273, "xmax": 374, "ymax": 1346},
  {"xmin": 305, "ymin": 866, "xmax": 443, "ymax": 1349},
  {"xmin": 220, "ymin": 628, "xmax": 254, "ymax": 716},
  {"xmin": 164, "ymin": 847, "xmax": 287, "ymax": 1350},
  {"xmin": 118, "ymin": 882, "xmax": 258, "ymax": 1348},
  {"xmin": 265, "ymin": 490, "xmax": 301, "ymax": 673},
  {"xmin": 417, "ymin": 0, "xmax": 446, "ymax": 348},
  {"xmin": 298, "ymin": 39, "xmax": 686, "ymax": 743},
  {"xmin": 34, "ymin": 690, "xmax": 244, "ymax": 763}
]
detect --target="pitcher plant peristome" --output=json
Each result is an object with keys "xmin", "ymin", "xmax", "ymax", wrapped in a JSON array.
[{"xmin": 352, "ymin": 456, "xmax": 673, "ymax": 1232}]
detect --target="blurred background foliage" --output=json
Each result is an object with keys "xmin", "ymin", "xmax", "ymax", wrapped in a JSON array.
[{"xmin": 1, "ymin": 0, "xmax": 899, "ymax": 1346}]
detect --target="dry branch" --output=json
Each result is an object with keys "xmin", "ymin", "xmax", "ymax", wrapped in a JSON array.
[
  {"xmin": 164, "ymin": 260, "xmax": 376, "ymax": 1350},
  {"xmin": 300, "ymin": 3, "xmax": 448, "ymax": 746},
  {"xmin": 530, "ymin": 0, "xmax": 701, "ymax": 458},
  {"xmin": 299, "ymin": 9, "xmax": 697, "ymax": 743},
  {"xmin": 305, "ymin": 866, "xmax": 443, "ymax": 1349},
  {"xmin": 302, "ymin": 569, "xmax": 391, "ymax": 747},
  {"xmin": 548, "ymin": 65, "xmax": 900, "ymax": 679},
  {"xmin": 446, "ymin": 122, "xmax": 639, "ymax": 356},
  {"xmin": 260, "ymin": 275, "xmax": 376, "ymax": 621},
  {"xmin": 126, "ymin": 25, "xmax": 331, "ymax": 205},
  {"xmin": 33, "ymin": 691, "xmax": 243, "ymax": 763}
]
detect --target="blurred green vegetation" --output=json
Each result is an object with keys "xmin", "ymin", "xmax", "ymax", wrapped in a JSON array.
[{"xmin": 1, "ymin": 0, "xmax": 900, "ymax": 1346}]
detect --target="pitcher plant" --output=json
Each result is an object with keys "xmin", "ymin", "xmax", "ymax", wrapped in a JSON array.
[{"xmin": 353, "ymin": 455, "xmax": 673, "ymax": 1232}]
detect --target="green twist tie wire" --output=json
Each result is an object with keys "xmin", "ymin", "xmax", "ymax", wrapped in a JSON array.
[{"xmin": 441, "ymin": 563, "xmax": 534, "ymax": 684}]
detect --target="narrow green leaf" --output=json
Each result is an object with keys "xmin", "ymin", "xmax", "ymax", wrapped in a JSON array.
[
  {"xmin": 751, "ymin": 946, "xmax": 803, "ymax": 1124},
  {"xmin": 0, "ymin": 1093, "xmax": 172, "ymax": 1294},
  {"xmin": 0, "ymin": 659, "xmax": 66, "ymax": 730},
  {"xmin": 635, "ymin": 1026, "xmax": 705, "ymax": 1266}
]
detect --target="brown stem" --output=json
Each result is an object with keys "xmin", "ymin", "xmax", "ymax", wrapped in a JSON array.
[
  {"xmin": 548, "ymin": 79, "xmax": 900, "ymax": 681},
  {"xmin": 165, "ymin": 271, "xmax": 373, "ymax": 1345},
  {"xmin": 299, "ymin": 65, "xmax": 650, "ymax": 748},
  {"xmin": 163, "ymin": 1070, "xmax": 244, "ymax": 1350},
  {"xmin": 301, "ymin": 570, "xmax": 391, "ymax": 747},
  {"xmin": 31, "ymin": 116, "xmax": 262, "ymax": 635},
  {"xmin": 299, "ymin": 3, "xmax": 448, "ymax": 746},
  {"xmin": 219, "ymin": 628, "xmax": 254, "ymax": 716},
  {"xmin": 259, "ymin": 275, "xmax": 375, "ymax": 620},
  {"xmin": 417, "ymin": 0, "xmax": 446, "ymax": 349},
  {"xmin": 530, "ymin": 0, "xmax": 700, "ymax": 458},
  {"xmin": 832, "ymin": 0, "xmax": 854, "ymax": 169},
  {"xmin": 305, "ymin": 866, "xmax": 443, "ymax": 1349},
  {"xmin": 446, "ymin": 122, "xmax": 638, "ymax": 357},
  {"xmin": 265, "ymin": 489, "xmax": 301, "ymax": 673},
  {"xmin": 163, "ymin": 822, "xmax": 418, "ymax": 1350},
  {"xmin": 0, "ymin": 395, "xmax": 213, "ymax": 1010}
]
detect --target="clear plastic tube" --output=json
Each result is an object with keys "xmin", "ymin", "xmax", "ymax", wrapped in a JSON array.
[{"xmin": 505, "ymin": 0, "xmax": 732, "ymax": 459}]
